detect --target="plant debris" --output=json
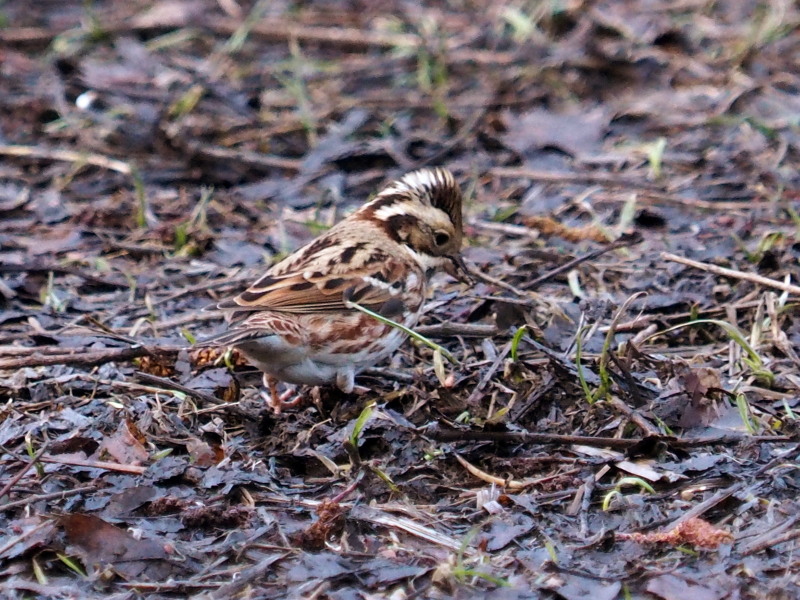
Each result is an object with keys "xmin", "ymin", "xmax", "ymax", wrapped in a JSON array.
[{"xmin": 2, "ymin": 0, "xmax": 800, "ymax": 597}]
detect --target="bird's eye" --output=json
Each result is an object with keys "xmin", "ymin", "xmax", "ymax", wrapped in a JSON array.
[{"xmin": 434, "ymin": 232, "xmax": 450, "ymax": 246}]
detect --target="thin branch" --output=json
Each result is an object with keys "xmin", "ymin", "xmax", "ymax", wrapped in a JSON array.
[
  {"xmin": 662, "ymin": 252, "xmax": 800, "ymax": 296},
  {"xmin": 133, "ymin": 371, "xmax": 224, "ymax": 406},
  {"xmin": 0, "ymin": 264, "xmax": 128, "ymax": 289},
  {"xmin": 526, "ymin": 233, "xmax": 642, "ymax": 290},
  {"xmin": 415, "ymin": 323, "xmax": 499, "ymax": 338},
  {"xmin": 491, "ymin": 166, "xmax": 664, "ymax": 191},
  {"xmin": 0, "ymin": 442, "xmax": 50, "ymax": 501},
  {"xmin": 0, "ymin": 345, "xmax": 183, "ymax": 370},
  {"xmin": 0, "ymin": 485, "xmax": 99, "ymax": 512},
  {"xmin": 740, "ymin": 515, "xmax": 800, "ymax": 556},
  {"xmin": 39, "ymin": 455, "xmax": 147, "ymax": 475},
  {"xmin": 666, "ymin": 482, "xmax": 746, "ymax": 529},
  {"xmin": 0, "ymin": 144, "xmax": 131, "ymax": 174},
  {"xmin": 425, "ymin": 426, "xmax": 792, "ymax": 449}
]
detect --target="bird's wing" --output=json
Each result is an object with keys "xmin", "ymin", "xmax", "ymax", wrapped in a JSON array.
[{"xmin": 218, "ymin": 251, "xmax": 418, "ymax": 317}]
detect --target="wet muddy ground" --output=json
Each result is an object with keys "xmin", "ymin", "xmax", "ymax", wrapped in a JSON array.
[{"xmin": 1, "ymin": 1, "xmax": 800, "ymax": 598}]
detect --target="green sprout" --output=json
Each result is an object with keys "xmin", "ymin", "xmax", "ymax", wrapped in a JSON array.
[
  {"xmin": 501, "ymin": 6, "xmax": 536, "ymax": 42},
  {"xmin": 131, "ymin": 166, "xmax": 148, "ymax": 228},
  {"xmin": 167, "ymin": 84, "xmax": 205, "ymax": 119},
  {"xmin": 40, "ymin": 271, "xmax": 66, "ymax": 313},
  {"xmin": 32, "ymin": 557, "xmax": 47, "ymax": 585},
  {"xmin": 25, "ymin": 433, "xmax": 45, "ymax": 479},
  {"xmin": 370, "ymin": 464, "xmax": 400, "ymax": 493},
  {"xmin": 57, "ymin": 553, "xmax": 86, "ymax": 577},
  {"xmin": 343, "ymin": 400, "xmax": 376, "ymax": 469},
  {"xmin": 646, "ymin": 137, "xmax": 667, "ymax": 179},
  {"xmin": 452, "ymin": 527, "xmax": 510, "ymax": 587},
  {"xmin": 543, "ymin": 534, "xmax": 558, "ymax": 564},
  {"xmin": 735, "ymin": 393, "xmax": 758, "ymax": 434},
  {"xmin": 602, "ymin": 477, "xmax": 656, "ymax": 511},
  {"xmin": 151, "ymin": 448, "xmax": 174, "ymax": 461},
  {"xmin": 645, "ymin": 318, "xmax": 773, "ymax": 384},
  {"xmin": 223, "ymin": 0, "xmax": 270, "ymax": 54},
  {"xmin": 349, "ymin": 401, "xmax": 376, "ymax": 449},
  {"xmin": 575, "ymin": 325, "xmax": 595, "ymax": 405},
  {"xmin": 510, "ymin": 326, "xmax": 527, "ymax": 362}
]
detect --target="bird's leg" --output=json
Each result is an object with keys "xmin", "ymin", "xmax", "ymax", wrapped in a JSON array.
[
  {"xmin": 261, "ymin": 374, "xmax": 303, "ymax": 414},
  {"xmin": 336, "ymin": 367, "xmax": 369, "ymax": 395},
  {"xmin": 336, "ymin": 367, "xmax": 355, "ymax": 394}
]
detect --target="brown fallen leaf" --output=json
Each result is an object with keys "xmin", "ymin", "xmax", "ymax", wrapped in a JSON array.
[
  {"xmin": 96, "ymin": 420, "xmax": 149, "ymax": 466},
  {"xmin": 185, "ymin": 437, "xmax": 225, "ymax": 467},
  {"xmin": 57, "ymin": 513, "xmax": 188, "ymax": 581}
]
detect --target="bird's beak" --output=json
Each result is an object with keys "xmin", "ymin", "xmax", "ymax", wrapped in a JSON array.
[{"xmin": 446, "ymin": 254, "xmax": 475, "ymax": 285}]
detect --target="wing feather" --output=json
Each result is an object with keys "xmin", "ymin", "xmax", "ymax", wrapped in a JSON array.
[{"xmin": 219, "ymin": 251, "xmax": 415, "ymax": 316}]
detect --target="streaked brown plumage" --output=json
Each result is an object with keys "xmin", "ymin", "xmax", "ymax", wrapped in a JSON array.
[{"xmin": 201, "ymin": 167, "xmax": 468, "ymax": 412}]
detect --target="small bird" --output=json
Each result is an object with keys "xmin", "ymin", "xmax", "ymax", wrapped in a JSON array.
[{"xmin": 202, "ymin": 168, "xmax": 469, "ymax": 412}]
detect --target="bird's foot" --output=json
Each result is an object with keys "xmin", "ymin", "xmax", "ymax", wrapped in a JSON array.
[{"xmin": 262, "ymin": 375, "xmax": 305, "ymax": 414}]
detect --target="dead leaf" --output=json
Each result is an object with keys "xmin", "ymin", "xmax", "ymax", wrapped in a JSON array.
[
  {"xmin": 96, "ymin": 420, "xmax": 149, "ymax": 466},
  {"xmin": 645, "ymin": 572, "xmax": 733, "ymax": 600},
  {"xmin": 57, "ymin": 514, "xmax": 186, "ymax": 581}
]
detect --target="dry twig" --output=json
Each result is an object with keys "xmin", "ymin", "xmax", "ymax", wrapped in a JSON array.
[
  {"xmin": 662, "ymin": 252, "xmax": 800, "ymax": 296},
  {"xmin": 0, "ymin": 345, "xmax": 183, "ymax": 370},
  {"xmin": 427, "ymin": 427, "xmax": 791, "ymax": 450},
  {"xmin": 0, "ymin": 144, "xmax": 132, "ymax": 174}
]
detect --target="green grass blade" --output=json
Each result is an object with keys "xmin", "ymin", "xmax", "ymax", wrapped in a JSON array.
[
  {"xmin": 345, "ymin": 300, "xmax": 456, "ymax": 364},
  {"xmin": 510, "ymin": 325, "xmax": 527, "ymax": 362},
  {"xmin": 349, "ymin": 400, "xmax": 376, "ymax": 447},
  {"xmin": 644, "ymin": 318, "xmax": 765, "ymax": 369},
  {"xmin": 575, "ymin": 325, "xmax": 595, "ymax": 404}
]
